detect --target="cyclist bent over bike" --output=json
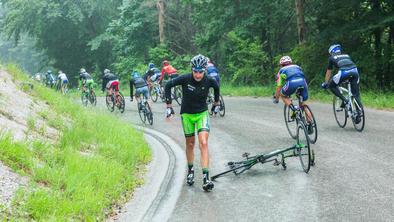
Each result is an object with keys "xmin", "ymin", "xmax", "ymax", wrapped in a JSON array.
[
  {"xmin": 159, "ymin": 60, "xmax": 178, "ymax": 85},
  {"xmin": 130, "ymin": 71, "xmax": 151, "ymax": 108},
  {"xmin": 165, "ymin": 54, "xmax": 220, "ymax": 192},
  {"xmin": 102, "ymin": 69, "xmax": 120, "ymax": 103},
  {"xmin": 79, "ymin": 68, "xmax": 95, "ymax": 92},
  {"xmin": 273, "ymin": 56, "xmax": 313, "ymax": 134},
  {"xmin": 321, "ymin": 44, "xmax": 361, "ymax": 123}
]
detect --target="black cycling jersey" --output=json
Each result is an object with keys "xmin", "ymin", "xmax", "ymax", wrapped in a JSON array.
[
  {"xmin": 79, "ymin": 72, "xmax": 92, "ymax": 80},
  {"xmin": 129, "ymin": 76, "xmax": 148, "ymax": 95},
  {"xmin": 102, "ymin": 73, "xmax": 118, "ymax": 91},
  {"xmin": 144, "ymin": 68, "xmax": 160, "ymax": 80},
  {"xmin": 165, "ymin": 73, "xmax": 220, "ymax": 114},
  {"xmin": 327, "ymin": 54, "xmax": 356, "ymax": 70}
]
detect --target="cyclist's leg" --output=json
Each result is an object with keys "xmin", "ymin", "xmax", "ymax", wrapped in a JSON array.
[
  {"xmin": 195, "ymin": 111, "xmax": 213, "ymax": 190},
  {"xmin": 350, "ymin": 69, "xmax": 361, "ymax": 102},
  {"xmin": 280, "ymin": 80, "xmax": 296, "ymax": 109},
  {"xmin": 299, "ymin": 79, "xmax": 312, "ymax": 122},
  {"xmin": 328, "ymin": 71, "xmax": 348, "ymax": 103},
  {"xmin": 181, "ymin": 113, "xmax": 197, "ymax": 184}
]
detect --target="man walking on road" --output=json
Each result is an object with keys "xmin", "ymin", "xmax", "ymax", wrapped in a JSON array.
[{"xmin": 164, "ymin": 54, "xmax": 220, "ymax": 192}]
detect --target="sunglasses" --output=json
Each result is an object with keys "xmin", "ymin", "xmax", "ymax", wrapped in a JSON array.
[{"xmin": 192, "ymin": 68, "xmax": 206, "ymax": 73}]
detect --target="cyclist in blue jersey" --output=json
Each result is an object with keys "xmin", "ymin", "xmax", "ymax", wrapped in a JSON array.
[
  {"xmin": 273, "ymin": 56, "xmax": 313, "ymax": 133},
  {"xmin": 207, "ymin": 59, "xmax": 221, "ymax": 86}
]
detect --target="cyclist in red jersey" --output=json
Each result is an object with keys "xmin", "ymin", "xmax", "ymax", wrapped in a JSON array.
[{"xmin": 159, "ymin": 60, "xmax": 179, "ymax": 84}]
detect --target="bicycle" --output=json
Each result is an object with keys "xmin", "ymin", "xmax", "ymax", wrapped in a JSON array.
[
  {"xmin": 137, "ymin": 95, "xmax": 153, "ymax": 125},
  {"xmin": 81, "ymin": 84, "xmax": 96, "ymax": 106},
  {"xmin": 332, "ymin": 80, "xmax": 365, "ymax": 132},
  {"xmin": 206, "ymin": 88, "xmax": 225, "ymax": 117},
  {"xmin": 149, "ymin": 81, "xmax": 165, "ymax": 103},
  {"xmin": 105, "ymin": 87, "xmax": 125, "ymax": 113},
  {"xmin": 283, "ymin": 87, "xmax": 318, "ymax": 144},
  {"xmin": 211, "ymin": 122, "xmax": 312, "ymax": 180},
  {"xmin": 161, "ymin": 80, "xmax": 182, "ymax": 105}
]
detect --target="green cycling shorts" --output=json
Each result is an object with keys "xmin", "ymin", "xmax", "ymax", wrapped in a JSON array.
[
  {"xmin": 181, "ymin": 110, "xmax": 210, "ymax": 137},
  {"xmin": 85, "ymin": 79, "xmax": 94, "ymax": 89}
]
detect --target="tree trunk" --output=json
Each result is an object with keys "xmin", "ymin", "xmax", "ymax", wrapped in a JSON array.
[
  {"xmin": 157, "ymin": 0, "xmax": 166, "ymax": 44},
  {"xmin": 295, "ymin": 0, "xmax": 307, "ymax": 43}
]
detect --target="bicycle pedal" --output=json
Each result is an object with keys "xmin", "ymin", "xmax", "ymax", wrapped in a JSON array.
[{"xmin": 273, "ymin": 159, "xmax": 281, "ymax": 166}]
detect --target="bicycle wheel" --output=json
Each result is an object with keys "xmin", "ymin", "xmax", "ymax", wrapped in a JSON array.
[
  {"xmin": 333, "ymin": 96, "xmax": 347, "ymax": 128},
  {"xmin": 117, "ymin": 92, "xmax": 125, "ymax": 113},
  {"xmin": 284, "ymin": 105, "xmax": 297, "ymax": 139},
  {"xmin": 106, "ymin": 95, "xmax": 114, "ymax": 112},
  {"xmin": 145, "ymin": 102, "xmax": 153, "ymax": 125},
  {"xmin": 296, "ymin": 122, "xmax": 311, "ymax": 173},
  {"xmin": 138, "ymin": 103, "xmax": 146, "ymax": 123},
  {"xmin": 219, "ymin": 95, "xmax": 225, "ymax": 117},
  {"xmin": 351, "ymin": 97, "xmax": 365, "ymax": 132},
  {"xmin": 81, "ymin": 92, "xmax": 88, "ymax": 106},
  {"xmin": 89, "ymin": 90, "xmax": 97, "ymax": 106},
  {"xmin": 150, "ymin": 87, "xmax": 158, "ymax": 102},
  {"xmin": 302, "ymin": 105, "xmax": 317, "ymax": 144}
]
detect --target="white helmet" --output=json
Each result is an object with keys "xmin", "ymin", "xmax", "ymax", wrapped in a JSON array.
[{"xmin": 279, "ymin": 56, "xmax": 292, "ymax": 66}]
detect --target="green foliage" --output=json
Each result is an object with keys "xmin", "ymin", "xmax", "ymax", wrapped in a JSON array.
[{"xmin": 2, "ymin": 64, "xmax": 151, "ymax": 220}]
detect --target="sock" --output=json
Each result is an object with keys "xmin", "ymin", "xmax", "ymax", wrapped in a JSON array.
[
  {"xmin": 202, "ymin": 168, "xmax": 209, "ymax": 182},
  {"xmin": 188, "ymin": 163, "xmax": 194, "ymax": 173}
]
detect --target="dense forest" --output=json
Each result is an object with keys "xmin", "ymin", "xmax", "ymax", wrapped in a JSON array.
[{"xmin": 0, "ymin": 0, "xmax": 393, "ymax": 90}]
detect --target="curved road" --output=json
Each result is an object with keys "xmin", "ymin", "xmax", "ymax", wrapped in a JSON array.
[{"xmin": 106, "ymin": 96, "xmax": 394, "ymax": 222}]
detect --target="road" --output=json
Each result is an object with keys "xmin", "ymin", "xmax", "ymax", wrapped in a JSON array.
[{"xmin": 102, "ymin": 96, "xmax": 394, "ymax": 222}]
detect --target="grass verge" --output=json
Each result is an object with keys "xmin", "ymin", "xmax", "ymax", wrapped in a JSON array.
[
  {"xmin": 221, "ymin": 83, "xmax": 394, "ymax": 110},
  {"xmin": 0, "ymin": 64, "xmax": 151, "ymax": 220}
]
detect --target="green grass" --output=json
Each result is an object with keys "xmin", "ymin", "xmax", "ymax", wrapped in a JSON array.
[
  {"xmin": 221, "ymin": 83, "xmax": 394, "ymax": 110},
  {"xmin": 0, "ymin": 64, "xmax": 151, "ymax": 220}
]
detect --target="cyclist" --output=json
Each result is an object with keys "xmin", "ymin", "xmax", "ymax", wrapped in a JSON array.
[
  {"xmin": 144, "ymin": 63, "xmax": 161, "ymax": 88},
  {"xmin": 165, "ymin": 54, "xmax": 220, "ymax": 192},
  {"xmin": 130, "ymin": 71, "xmax": 151, "ymax": 111},
  {"xmin": 57, "ymin": 70, "xmax": 68, "ymax": 94},
  {"xmin": 45, "ymin": 70, "xmax": 56, "ymax": 87},
  {"xmin": 79, "ymin": 68, "xmax": 95, "ymax": 92},
  {"xmin": 273, "ymin": 56, "xmax": 313, "ymax": 134},
  {"xmin": 207, "ymin": 59, "xmax": 221, "ymax": 86},
  {"xmin": 102, "ymin": 69, "xmax": 120, "ymax": 103},
  {"xmin": 321, "ymin": 44, "xmax": 361, "ymax": 123},
  {"xmin": 159, "ymin": 60, "xmax": 178, "ymax": 85}
]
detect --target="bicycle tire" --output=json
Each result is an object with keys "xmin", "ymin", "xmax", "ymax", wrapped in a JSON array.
[
  {"xmin": 302, "ymin": 105, "xmax": 317, "ymax": 144},
  {"xmin": 333, "ymin": 96, "xmax": 347, "ymax": 128},
  {"xmin": 351, "ymin": 97, "xmax": 365, "ymax": 132},
  {"xmin": 117, "ymin": 92, "xmax": 125, "ymax": 113},
  {"xmin": 89, "ymin": 90, "xmax": 97, "ymax": 106},
  {"xmin": 296, "ymin": 122, "xmax": 311, "ymax": 173},
  {"xmin": 219, "ymin": 95, "xmax": 225, "ymax": 117},
  {"xmin": 145, "ymin": 102, "xmax": 153, "ymax": 125},
  {"xmin": 284, "ymin": 104, "xmax": 297, "ymax": 139},
  {"xmin": 106, "ymin": 95, "xmax": 114, "ymax": 112},
  {"xmin": 81, "ymin": 92, "xmax": 88, "ymax": 106},
  {"xmin": 150, "ymin": 87, "xmax": 158, "ymax": 102},
  {"xmin": 138, "ymin": 103, "xmax": 146, "ymax": 124},
  {"xmin": 173, "ymin": 86, "xmax": 182, "ymax": 105}
]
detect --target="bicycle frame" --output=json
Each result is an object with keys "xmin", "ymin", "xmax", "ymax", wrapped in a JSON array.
[{"xmin": 211, "ymin": 144, "xmax": 306, "ymax": 180}]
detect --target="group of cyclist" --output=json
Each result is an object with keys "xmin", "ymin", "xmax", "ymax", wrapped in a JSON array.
[
  {"xmin": 273, "ymin": 43, "xmax": 362, "ymax": 128},
  {"xmin": 36, "ymin": 43, "xmax": 360, "ymax": 193}
]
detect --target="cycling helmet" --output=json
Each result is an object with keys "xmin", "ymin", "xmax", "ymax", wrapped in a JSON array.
[
  {"xmin": 163, "ymin": 60, "xmax": 169, "ymax": 66},
  {"xmin": 47, "ymin": 70, "xmax": 52, "ymax": 74},
  {"xmin": 329, "ymin": 44, "xmax": 341, "ymax": 55},
  {"xmin": 191, "ymin": 54, "xmax": 208, "ymax": 71},
  {"xmin": 80, "ymin": 68, "xmax": 86, "ymax": 73},
  {"xmin": 132, "ymin": 71, "xmax": 140, "ymax": 79},
  {"xmin": 148, "ymin": 63, "xmax": 155, "ymax": 69},
  {"xmin": 279, "ymin": 56, "xmax": 292, "ymax": 66},
  {"xmin": 104, "ymin": 69, "xmax": 110, "ymax": 74}
]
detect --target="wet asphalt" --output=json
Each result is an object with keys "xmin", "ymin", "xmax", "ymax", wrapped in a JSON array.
[{"xmin": 99, "ymin": 96, "xmax": 394, "ymax": 222}]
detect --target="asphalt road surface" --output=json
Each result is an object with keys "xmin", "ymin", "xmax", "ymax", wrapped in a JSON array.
[{"xmin": 100, "ymin": 96, "xmax": 394, "ymax": 222}]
